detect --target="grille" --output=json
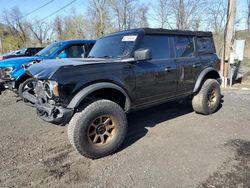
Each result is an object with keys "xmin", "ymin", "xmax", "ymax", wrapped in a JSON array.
[
  {"xmin": 35, "ymin": 81, "xmax": 48, "ymax": 104},
  {"xmin": 35, "ymin": 81, "xmax": 44, "ymax": 96}
]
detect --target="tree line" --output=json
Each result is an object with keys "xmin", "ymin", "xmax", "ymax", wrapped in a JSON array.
[{"xmin": 0, "ymin": 0, "xmax": 248, "ymax": 53}]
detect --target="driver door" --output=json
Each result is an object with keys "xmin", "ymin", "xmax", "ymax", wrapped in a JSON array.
[{"xmin": 133, "ymin": 35, "xmax": 178, "ymax": 106}]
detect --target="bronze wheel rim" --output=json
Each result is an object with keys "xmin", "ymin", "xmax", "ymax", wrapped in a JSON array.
[
  {"xmin": 207, "ymin": 87, "xmax": 217, "ymax": 107},
  {"xmin": 87, "ymin": 115, "xmax": 117, "ymax": 146}
]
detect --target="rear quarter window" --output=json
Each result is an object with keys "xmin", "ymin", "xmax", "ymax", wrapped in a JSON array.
[{"xmin": 196, "ymin": 37, "xmax": 215, "ymax": 54}]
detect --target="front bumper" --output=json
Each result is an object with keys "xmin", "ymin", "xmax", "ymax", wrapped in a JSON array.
[
  {"xmin": 34, "ymin": 80, "xmax": 74, "ymax": 125},
  {"xmin": 0, "ymin": 80, "xmax": 5, "ymax": 93},
  {"xmin": 0, "ymin": 78, "xmax": 15, "ymax": 90},
  {"xmin": 0, "ymin": 79, "xmax": 11, "ymax": 93},
  {"xmin": 36, "ymin": 102, "xmax": 74, "ymax": 125}
]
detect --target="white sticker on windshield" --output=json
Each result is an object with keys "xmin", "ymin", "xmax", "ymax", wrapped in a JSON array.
[{"xmin": 122, "ymin": 35, "xmax": 137, "ymax": 42}]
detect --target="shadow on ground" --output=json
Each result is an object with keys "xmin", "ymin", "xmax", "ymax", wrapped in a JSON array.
[
  {"xmin": 199, "ymin": 139, "xmax": 250, "ymax": 188},
  {"xmin": 120, "ymin": 97, "xmax": 224, "ymax": 152},
  {"xmin": 119, "ymin": 100, "xmax": 194, "ymax": 151}
]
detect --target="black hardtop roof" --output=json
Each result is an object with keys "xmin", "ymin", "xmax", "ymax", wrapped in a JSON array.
[{"xmin": 104, "ymin": 28, "xmax": 212, "ymax": 37}]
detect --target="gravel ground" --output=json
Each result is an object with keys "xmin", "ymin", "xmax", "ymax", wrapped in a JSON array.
[{"xmin": 0, "ymin": 89, "xmax": 250, "ymax": 188}]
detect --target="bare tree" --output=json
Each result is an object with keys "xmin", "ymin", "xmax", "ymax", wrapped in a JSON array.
[
  {"xmin": 108, "ymin": 0, "xmax": 140, "ymax": 30},
  {"xmin": 87, "ymin": 0, "xmax": 109, "ymax": 38},
  {"xmin": 151, "ymin": 0, "xmax": 173, "ymax": 28},
  {"xmin": 175, "ymin": 0, "xmax": 186, "ymax": 29},
  {"xmin": 63, "ymin": 14, "xmax": 85, "ymax": 39},
  {"xmin": 206, "ymin": 0, "xmax": 227, "ymax": 33},
  {"xmin": 136, "ymin": 4, "xmax": 149, "ymax": 28},
  {"xmin": 172, "ymin": 0, "xmax": 206, "ymax": 30},
  {"xmin": 2, "ymin": 7, "xmax": 30, "ymax": 46},
  {"xmin": 28, "ymin": 20, "xmax": 52, "ymax": 45},
  {"xmin": 109, "ymin": 0, "xmax": 123, "ymax": 30},
  {"xmin": 54, "ymin": 16, "xmax": 64, "ymax": 40},
  {"xmin": 152, "ymin": 0, "xmax": 206, "ymax": 30},
  {"xmin": 53, "ymin": 12, "xmax": 86, "ymax": 41}
]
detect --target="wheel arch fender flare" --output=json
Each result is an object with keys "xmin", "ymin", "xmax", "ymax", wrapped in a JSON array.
[
  {"xmin": 193, "ymin": 67, "xmax": 221, "ymax": 93},
  {"xmin": 67, "ymin": 82, "xmax": 131, "ymax": 111},
  {"xmin": 15, "ymin": 73, "xmax": 31, "ymax": 88}
]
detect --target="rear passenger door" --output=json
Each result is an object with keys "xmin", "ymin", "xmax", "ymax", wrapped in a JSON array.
[
  {"xmin": 134, "ymin": 34, "xmax": 178, "ymax": 106},
  {"xmin": 174, "ymin": 36, "xmax": 200, "ymax": 95}
]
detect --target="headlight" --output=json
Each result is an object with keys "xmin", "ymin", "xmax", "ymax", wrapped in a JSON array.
[
  {"xmin": 44, "ymin": 80, "xmax": 59, "ymax": 98},
  {"xmin": 0, "ymin": 67, "xmax": 14, "ymax": 80}
]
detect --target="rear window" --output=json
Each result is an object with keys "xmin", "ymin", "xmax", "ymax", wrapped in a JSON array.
[
  {"xmin": 174, "ymin": 36, "xmax": 194, "ymax": 58},
  {"xmin": 196, "ymin": 37, "xmax": 215, "ymax": 54}
]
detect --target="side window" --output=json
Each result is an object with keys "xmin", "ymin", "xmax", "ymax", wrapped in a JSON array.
[
  {"xmin": 175, "ymin": 36, "xmax": 194, "ymax": 58},
  {"xmin": 63, "ymin": 44, "xmax": 86, "ymax": 58},
  {"xmin": 25, "ymin": 49, "xmax": 31, "ymax": 55},
  {"xmin": 85, "ymin": 43, "xmax": 95, "ymax": 54},
  {"xmin": 137, "ymin": 35, "xmax": 170, "ymax": 59},
  {"xmin": 25, "ymin": 49, "xmax": 33, "ymax": 56},
  {"xmin": 196, "ymin": 37, "xmax": 215, "ymax": 53}
]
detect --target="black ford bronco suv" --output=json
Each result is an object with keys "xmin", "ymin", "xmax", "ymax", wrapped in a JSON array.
[{"xmin": 27, "ymin": 28, "xmax": 221, "ymax": 159}]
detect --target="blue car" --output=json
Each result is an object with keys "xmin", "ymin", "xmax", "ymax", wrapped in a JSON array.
[{"xmin": 0, "ymin": 40, "xmax": 95, "ymax": 96}]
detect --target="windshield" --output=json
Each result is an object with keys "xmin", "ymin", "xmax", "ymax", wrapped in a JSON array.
[
  {"xmin": 88, "ymin": 33, "xmax": 138, "ymax": 58},
  {"xmin": 35, "ymin": 42, "xmax": 62, "ymax": 57}
]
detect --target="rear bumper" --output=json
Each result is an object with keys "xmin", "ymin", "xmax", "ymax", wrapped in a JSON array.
[{"xmin": 36, "ymin": 102, "xmax": 74, "ymax": 125}]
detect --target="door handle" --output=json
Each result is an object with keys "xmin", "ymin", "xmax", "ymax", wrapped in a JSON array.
[
  {"xmin": 193, "ymin": 63, "xmax": 202, "ymax": 68},
  {"xmin": 164, "ymin": 67, "xmax": 173, "ymax": 72}
]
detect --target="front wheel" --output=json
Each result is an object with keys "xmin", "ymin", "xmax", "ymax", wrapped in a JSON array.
[
  {"xmin": 67, "ymin": 99, "xmax": 127, "ymax": 159},
  {"xmin": 192, "ymin": 79, "xmax": 221, "ymax": 115},
  {"xmin": 18, "ymin": 78, "xmax": 37, "ymax": 104}
]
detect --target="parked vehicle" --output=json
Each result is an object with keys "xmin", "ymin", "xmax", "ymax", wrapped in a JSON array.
[
  {"xmin": 2, "ymin": 47, "xmax": 44, "ymax": 60},
  {"xmin": 0, "ymin": 40, "xmax": 96, "ymax": 102},
  {"xmin": 27, "ymin": 28, "xmax": 221, "ymax": 159}
]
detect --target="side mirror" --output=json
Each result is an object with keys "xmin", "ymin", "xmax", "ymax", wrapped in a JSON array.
[
  {"xmin": 58, "ymin": 52, "xmax": 67, "ymax": 59},
  {"xmin": 134, "ymin": 48, "xmax": 152, "ymax": 61}
]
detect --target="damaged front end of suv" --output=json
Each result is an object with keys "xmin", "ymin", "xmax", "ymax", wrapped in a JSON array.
[
  {"xmin": 34, "ymin": 79, "xmax": 74, "ymax": 125},
  {"xmin": 26, "ymin": 57, "xmax": 116, "ymax": 126}
]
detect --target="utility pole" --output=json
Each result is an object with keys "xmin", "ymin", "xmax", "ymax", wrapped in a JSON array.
[
  {"xmin": 221, "ymin": 0, "xmax": 236, "ymax": 87},
  {"xmin": 248, "ymin": 0, "xmax": 250, "ymax": 30}
]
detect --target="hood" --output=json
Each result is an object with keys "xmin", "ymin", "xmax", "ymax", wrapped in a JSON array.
[
  {"xmin": 26, "ymin": 58, "xmax": 115, "ymax": 80},
  {"xmin": 0, "ymin": 56, "xmax": 42, "ymax": 68}
]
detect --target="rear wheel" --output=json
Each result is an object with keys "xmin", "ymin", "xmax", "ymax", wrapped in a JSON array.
[
  {"xmin": 68, "ymin": 99, "xmax": 127, "ymax": 159},
  {"xmin": 192, "ymin": 79, "xmax": 221, "ymax": 115}
]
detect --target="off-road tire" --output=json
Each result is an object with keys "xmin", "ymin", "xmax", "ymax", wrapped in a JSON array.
[
  {"xmin": 18, "ymin": 78, "xmax": 37, "ymax": 101},
  {"xmin": 67, "ymin": 99, "xmax": 127, "ymax": 159},
  {"xmin": 192, "ymin": 79, "xmax": 221, "ymax": 115}
]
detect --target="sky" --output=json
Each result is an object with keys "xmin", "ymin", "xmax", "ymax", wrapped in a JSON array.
[
  {"xmin": 0, "ymin": 0, "xmax": 248, "ymax": 30},
  {"xmin": 0, "ymin": 0, "xmax": 88, "ymax": 21}
]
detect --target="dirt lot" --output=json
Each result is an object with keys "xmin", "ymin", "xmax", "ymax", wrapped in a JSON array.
[{"xmin": 0, "ymin": 89, "xmax": 250, "ymax": 188}]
